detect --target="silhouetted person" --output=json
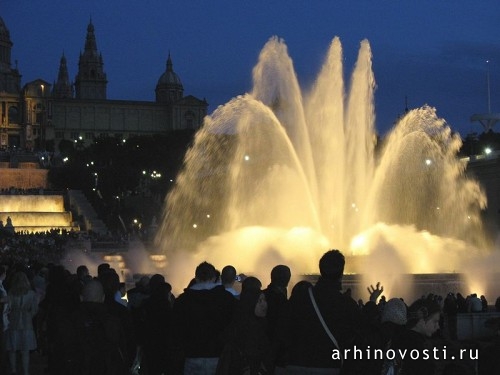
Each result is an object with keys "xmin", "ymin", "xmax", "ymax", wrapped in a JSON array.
[
  {"xmin": 263, "ymin": 264, "xmax": 291, "ymax": 370},
  {"xmin": 283, "ymin": 249, "xmax": 371, "ymax": 374},
  {"xmin": 390, "ymin": 298, "xmax": 441, "ymax": 375},
  {"xmin": 217, "ymin": 278, "xmax": 273, "ymax": 374},
  {"xmin": 221, "ymin": 265, "xmax": 240, "ymax": 298},
  {"xmin": 100, "ymin": 270, "xmax": 136, "ymax": 369},
  {"xmin": 54, "ymin": 279, "xmax": 128, "ymax": 375},
  {"xmin": 5, "ymin": 271, "xmax": 39, "ymax": 375},
  {"xmin": 142, "ymin": 277, "xmax": 174, "ymax": 375},
  {"xmin": 172, "ymin": 261, "xmax": 236, "ymax": 374}
]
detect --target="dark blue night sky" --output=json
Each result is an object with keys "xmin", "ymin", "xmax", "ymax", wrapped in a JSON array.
[{"xmin": 4, "ymin": 0, "xmax": 500, "ymax": 136}]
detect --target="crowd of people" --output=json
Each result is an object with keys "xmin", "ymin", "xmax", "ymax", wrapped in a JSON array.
[
  {"xmin": 0, "ymin": 246, "xmax": 499, "ymax": 374},
  {"xmin": 0, "ymin": 229, "xmax": 73, "ymax": 267}
]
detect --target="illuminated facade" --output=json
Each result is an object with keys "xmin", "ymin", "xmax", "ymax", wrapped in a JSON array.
[{"xmin": 0, "ymin": 17, "xmax": 208, "ymax": 151}]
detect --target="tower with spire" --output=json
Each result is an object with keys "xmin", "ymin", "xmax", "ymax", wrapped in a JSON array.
[
  {"xmin": 0, "ymin": 17, "xmax": 21, "ymax": 94},
  {"xmin": 0, "ymin": 16, "xmax": 208, "ymax": 151},
  {"xmin": 74, "ymin": 19, "xmax": 107, "ymax": 100},
  {"xmin": 52, "ymin": 53, "xmax": 73, "ymax": 99}
]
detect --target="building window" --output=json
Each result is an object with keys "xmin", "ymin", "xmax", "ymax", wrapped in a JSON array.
[
  {"xmin": 55, "ymin": 131, "xmax": 64, "ymax": 139},
  {"xmin": 35, "ymin": 112, "xmax": 43, "ymax": 125},
  {"xmin": 85, "ymin": 132, "xmax": 94, "ymax": 140},
  {"xmin": 8, "ymin": 106, "xmax": 19, "ymax": 124},
  {"xmin": 70, "ymin": 132, "xmax": 80, "ymax": 140},
  {"xmin": 184, "ymin": 111, "xmax": 195, "ymax": 129}
]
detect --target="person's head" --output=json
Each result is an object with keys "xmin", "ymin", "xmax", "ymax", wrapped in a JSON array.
[
  {"xmin": 241, "ymin": 276, "xmax": 262, "ymax": 294},
  {"xmin": 81, "ymin": 280, "xmax": 105, "ymax": 303},
  {"xmin": 156, "ymin": 282, "xmax": 172, "ymax": 300},
  {"xmin": 97, "ymin": 263, "xmax": 111, "ymax": 277},
  {"xmin": 289, "ymin": 280, "xmax": 313, "ymax": 306},
  {"xmin": 270, "ymin": 265, "xmax": 291, "ymax": 288},
  {"xmin": 9, "ymin": 271, "xmax": 32, "ymax": 296},
  {"xmin": 100, "ymin": 270, "xmax": 120, "ymax": 298},
  {"xmin": 76, "ymin": 265, "xmax": 89, "ymax": 280},
  {"xmin": 407, "ymin": 298, "xmax": 441, "ymax": 337},
  {"xmin": 195, "ymin": 261, "xmax": 216, "ymax": 283},
  {"xmin": 381, "ymin": 298, "xmax": 407, "ymax": 326},
  {"xmin": 239, "ymin": 279, "xmax": 267, "ymax": 318},
  {"xmin": 149, "ymin": 274, "xmax": 166, "ymax": 294},
  {"xmin": 136, "ymin": 275, "xmax": 150, "ymax": 289},
  {"xmin": 291, "ymin": 280, "xmax": 313, "ymax": 295},
  {"xmin": 221, "ymin": 265, "xmax": 237, "ymax": 286},
  {"xmin": 319, "ymin": 249, "xmax": 345, "ymax": 281},
  {"xmin": 495, "ymin": 297, "xmax": 500, "ymax": 312}
]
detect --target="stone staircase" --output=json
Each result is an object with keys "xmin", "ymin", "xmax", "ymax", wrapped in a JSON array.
[{"xmin": 67, "ymin": 190, "xmax": 109, "ymax": 235}]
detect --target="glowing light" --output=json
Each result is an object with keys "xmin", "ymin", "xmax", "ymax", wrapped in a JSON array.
[
  {"xmin": 150, "ymin": 254, "xmax": 167, "ymax": 261},
  {"xmin": 485, "ymin": 147, "xmax": 492, "ymax": 155},
  {"xmin": 193, "ymin": 224, "xmax": 198, "ymax": 228},
  {"xmin": 244, "ymin": 155, "xmax": 250, "ymax": 161},
  {"xmin": 425, "ymin": 159, "xmax": 432, "ymax": 166},
  {"xmin": 350, "ymin": 234, "xmax": 369, "ymax": 255},
  {"xmin": 206, "ymin": 214, "xmax": 211, "ymax": 218},
  {"xmin": 104, "ymin": 255, "xmax": 123, "ymax": 262}
]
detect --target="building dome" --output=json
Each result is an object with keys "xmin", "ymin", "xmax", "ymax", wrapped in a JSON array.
[
  {"xmin": 158, "ymin": 69, "xmax": 182, "ymax": 87},
  {"xmin": 156, "ymin": 54, "xmax": 183, "ymax": 103},
  {"xmin": 157, "ymin": 54, "xmax": 183, "ymax": 87}
]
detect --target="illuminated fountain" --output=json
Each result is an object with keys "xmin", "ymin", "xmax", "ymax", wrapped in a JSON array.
[
  {"xmin": 0, "ymin": 194, "xmax": 78, "ymax": 233},
  {"xmin": 156, "ymin": 37, "xmax": 493, "ymax": 299}
]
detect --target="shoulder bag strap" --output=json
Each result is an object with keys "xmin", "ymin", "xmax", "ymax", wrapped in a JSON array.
[{"xmin": 308, "ymin": 287, "xmax": 343, "ymax": 366}]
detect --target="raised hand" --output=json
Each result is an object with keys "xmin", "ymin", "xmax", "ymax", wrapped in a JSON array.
[{"xmin": 367, "ymin": 282, "xmax": 384, "ymax": 302}]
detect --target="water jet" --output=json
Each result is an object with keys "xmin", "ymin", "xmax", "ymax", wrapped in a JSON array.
[{"xmin": 155, "ymin": 36, "xmax": 494, "ymax": 301}]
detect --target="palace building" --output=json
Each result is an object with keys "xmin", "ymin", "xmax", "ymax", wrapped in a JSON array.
[{"xmin": 0, "ymin": 17, "xmax": 208, "ymax": 151}]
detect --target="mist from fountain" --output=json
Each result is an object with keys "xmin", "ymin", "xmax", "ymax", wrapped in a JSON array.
[{"xmin": 156, "ymin": 36, "xmax": 492, "ymax": 299}]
